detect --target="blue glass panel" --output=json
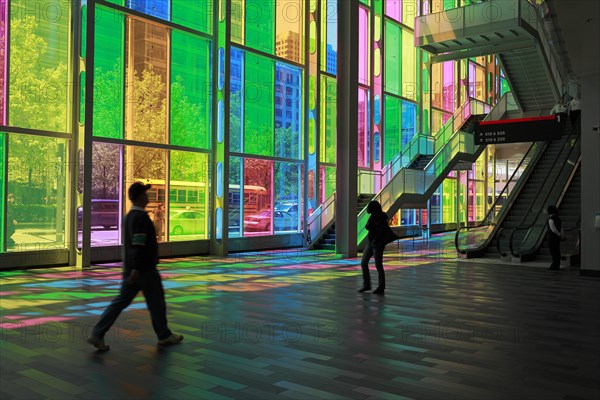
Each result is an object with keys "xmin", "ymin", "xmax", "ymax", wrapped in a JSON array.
[
  {"xmin": 215, "ymin": 207, "xmax": 222, "ymax": 240},
  {"xmin": 218, "ymin": 47, "xmax": 224, "ymax": 91},
  {"xmin": 374, "ymin": 95, "xmax": 380, "ymax": 125},
  {"xmin": 230, "ymin": 48, "xmax": 244, "ymax": 153},
  {"xmin": 217, "ymin": 99, "xmax": 224, "ymax": 143},
  {"xmin": 128, "ymin": 0, "xmax": 170, "ymax": 20},
  {"xmin": 401, "ymin": 101, "xmax": 417, "ymax": 147},
  {"xmin": 275, "ymin": 62, "xmax": 302, "ymax": 159},
  {"xmin": 373, "ymin": 133, "xmax": 380, "ymax": 163},
  {"xmin": 216, "ymin": 162, "xmax": 223, "ymax": 198}
]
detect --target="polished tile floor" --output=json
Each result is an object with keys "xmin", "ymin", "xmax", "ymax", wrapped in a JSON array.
[{"xmin": 1, "ymin": 234, "xmax": 599, "ymax": 400}]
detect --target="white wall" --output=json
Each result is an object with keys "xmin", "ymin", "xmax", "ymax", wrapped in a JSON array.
[{"xmin": 580, "ymin": 72, "xmax": 600, "ymax": 274}]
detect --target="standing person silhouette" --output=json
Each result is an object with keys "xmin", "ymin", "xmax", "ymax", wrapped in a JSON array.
[
  {"xmin": 6, "ymin": 194, "xmax": 18, "ymax": 250},
  {"xmin": 359, "ymin": 200, "xmax": 396, "ymax": 295},
  {"xmin": 87, "ymin": 182, "xmax": 183, "ymax": 351},
  {"xmin": 546, "ymin": 205, "xmax": 562, "ymax": 271},
  {"xmin": 153, "ymin": 203, "xmax": 165, "ymax": 242}
]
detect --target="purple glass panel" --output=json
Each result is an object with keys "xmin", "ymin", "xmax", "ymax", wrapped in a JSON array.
[
  {"xmin": 358, "ymin": 7, "xmax": 368, "ymax": 85},
  {"xmin": 1, "ymin": 0, "xmax": 6, "ymax": 124},
  {"xmin": 468, "ymin": 62, "xmax": 476, "ymax": 99},
  {"xmin": 442, "ymin": 61, "xmax": 454, "ymax": 111},
  {"xmin": 386, "ymin": 0, "xmax": 402, "ymax": 21},
  {"xmin": 358, "ymin": 88, "xmax": 369, "ymax": 167}
]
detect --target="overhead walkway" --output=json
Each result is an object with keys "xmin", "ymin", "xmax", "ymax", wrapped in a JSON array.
[
  {"xmin": 306, "ymin": 96, "xmax": 501, "ymax": 251},
  {"xmin": 415, "ymin": 0, "xmax": 563, "ymax": 114},
  {"xmin": 455, "ymin": 119, "xmax": 580, "ymax": 260}
]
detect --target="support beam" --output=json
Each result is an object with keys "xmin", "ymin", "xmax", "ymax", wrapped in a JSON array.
[{"xmin": 335, "ymin": 0, "xmax": 359, "ymax": 258}]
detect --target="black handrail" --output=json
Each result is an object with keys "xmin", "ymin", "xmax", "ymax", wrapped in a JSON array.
[
  {"xmin": 454, "ymin": 141, "xmax": 540, "ymax": 255},
  {"xmin": 497, "ymin": 131, "xmax": 575, "ymax": 257}
]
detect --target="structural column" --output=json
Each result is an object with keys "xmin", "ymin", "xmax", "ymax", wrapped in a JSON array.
[
  {"xmin": 580, "ymin": 72, "xmax": 600, "ymax": 275},
  {"xmin": 335, "ymin": 0, "xmax": 359, "ymax": 257}
]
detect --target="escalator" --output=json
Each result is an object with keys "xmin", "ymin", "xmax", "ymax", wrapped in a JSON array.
[
  {"xmin": 456, "ymin": 125, "xmax": 578, "ymax": 258},
  {"xmin": 504, "ymin": 129, "xmax": 580, "ymax": 262}
]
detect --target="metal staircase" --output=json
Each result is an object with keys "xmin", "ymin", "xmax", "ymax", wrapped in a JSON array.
[
  {"xmin": 416, "ymin": 0, "xmax": 564, "ymax": 115},
  {"xmin": 313, "ymin": 194, "xmax": 373, "ymax": 250},
  {"xmin": 306, "ymin": 97, "xmax": 495, "ymax": 250}
]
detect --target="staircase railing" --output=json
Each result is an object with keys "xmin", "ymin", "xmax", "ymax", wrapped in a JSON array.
[
  {"xmin": 518, "ymin": 0, "xmax": 564, "ymax": 99},
  {"xmin": 454, "ymin": 140, "xmax": 541, "ymax": 255},
  {"xmin": 358, "ymin": 97, "xmax": 490, "ymax": 193},
  {"xmin": 356, "ymin": 99, "xmax": 495, "ymax": 246},
  {"xmin": 309, "ymin": 97, "xmax": 490, "ymax": 248}
]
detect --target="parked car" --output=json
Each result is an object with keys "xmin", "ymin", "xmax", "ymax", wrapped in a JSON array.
[
  {"xmin": 274, "ymin": 202, "xmax": 299, "ymax": 217},
  {"xmin": 77, "ymin": 199, "xmax": 119, "ymax": 230},
  {"xmin": 169, "ymin": 210, "xmax": 204, "ymax": 236},
  {"xmin": 244, "ymin": 210, "xmax": 297, "ymax": 232}
]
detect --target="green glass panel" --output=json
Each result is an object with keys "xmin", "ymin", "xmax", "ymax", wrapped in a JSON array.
[
  {"xmin": 244, "ymin": 53, "xmax": 274, "ymax": 156},
  {"xmin": 79, "ymin": 71, "xmax": 85, "ymax": 125},
  {"xmin": 81, "ymin": 5, "xmax": 86, "ymax": 58},
  {"xmin": 9, "ymin": 0, "xmax": 70, "ymax": 132},
  {"xmin": 320, "ymin": 76, "xmax": 336, "ymax": 164},
  {"xmin": 384, "ymin": 95, "xmax": 400, "ymax": 165},
  {"xmin": 169, "ymin": 151, "xmax": 210, "ymax": 240},
  {"xmin": 172, "ymin": 0, "xmax": 212, "ymax": 34},
  {"xmin": 7, "ymin": 134, "xmax": 67, "ymax": 252},
  {"xmin": 245, "ymin": 0, "xmax": 274, "ymax": 54},
  {"xmin": 384, "ymin": 20, "xmax": 401, "ymax": 95},
  {"xmin": 171, "ymin": 31, "xmax": 211, "ymax": 149},
  {"xmin": 442, "ymin": 178, "xmax": 456, "ymax": 223},
  {"xmin": 93, "ymin": 5, "xmax": 124, "ymax": 139},
  {"xmin": 444, "ymin": 0, "xmax": 456, "ymax": 10},
  {"xmin": 323, "ymin": 166, "xmax": 336, "ymax": 201}
]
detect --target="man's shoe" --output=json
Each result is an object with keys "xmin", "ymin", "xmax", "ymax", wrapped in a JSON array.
[
  {"xmin": 358, "ymin": 286, "xmax": 372, "ymax": 293},
  {"xmin": 547, "ymin": 266, "xmax": 560, "ymax": 270},
  {"xmin": 158, "ymin": 334, "xmax": 184, "ymax": 346},
  {"xmin": 87, "ymin": 336, "xmax": 110, "ymax": 351},
  {"xmin": 372, "ymin": 288, "xmax": 385, "ymax": 295}
]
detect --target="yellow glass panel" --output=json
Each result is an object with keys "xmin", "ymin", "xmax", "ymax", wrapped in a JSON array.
[{"xmin": 374, "ymin": 48, "xmax": 381, "ymax": 76}]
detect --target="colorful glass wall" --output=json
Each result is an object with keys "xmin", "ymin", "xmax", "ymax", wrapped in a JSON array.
[{"xmin": 0, "ymin": 0, "xmax": 506, "ymax": 263}]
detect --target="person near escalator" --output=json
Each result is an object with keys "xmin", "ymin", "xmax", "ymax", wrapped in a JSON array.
[{"xmin": 546, "ymin": 205, "xmax": 562, "ymax": 271}]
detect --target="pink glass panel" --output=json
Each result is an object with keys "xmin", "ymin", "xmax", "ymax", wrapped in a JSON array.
[
  {"xmin": 0, "ymin": 0, "xmax": 6, "ymax": 124},
  {"xmin": 358, "ymin": 7, "xmax": 368, "ymax": 85},
  {"xmin": 442, "ymin": 61, "xmax": 455, "ymax": 112},
  {"xmin": 386, "ymin": 0, "xmax": 402, "ymax": 21},
  {"xmin": 358, "ymin": 88, "xmax": 369, "ymax": 167}
]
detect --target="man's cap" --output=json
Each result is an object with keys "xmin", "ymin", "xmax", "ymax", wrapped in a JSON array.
[{"xmin": 128, "ymin": 182, "xmax": 151, "ymax": 201}]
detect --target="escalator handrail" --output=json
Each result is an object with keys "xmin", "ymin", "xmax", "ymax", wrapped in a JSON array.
[
  {"xmin": 454, "ymin": 140, "xmax": 541, "ymax": 254},
  {"xmin": 497, "ymin": 130, "xmax": 577, "ymax": 257}
]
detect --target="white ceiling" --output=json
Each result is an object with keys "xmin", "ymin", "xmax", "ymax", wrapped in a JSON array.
[{"xmin": 546, "ymin": 0, "xmax": 600, "ymax": 79}]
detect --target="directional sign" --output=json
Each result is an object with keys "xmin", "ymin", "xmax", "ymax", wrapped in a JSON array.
[{"xmin": 474, "ymin": 116, "xmax": 561, "ymax": 145}]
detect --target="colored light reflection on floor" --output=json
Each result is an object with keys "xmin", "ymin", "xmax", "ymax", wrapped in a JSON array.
[{"xmin": 0, "ymin": 234, "xmax": 457, "ymax": 330}]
